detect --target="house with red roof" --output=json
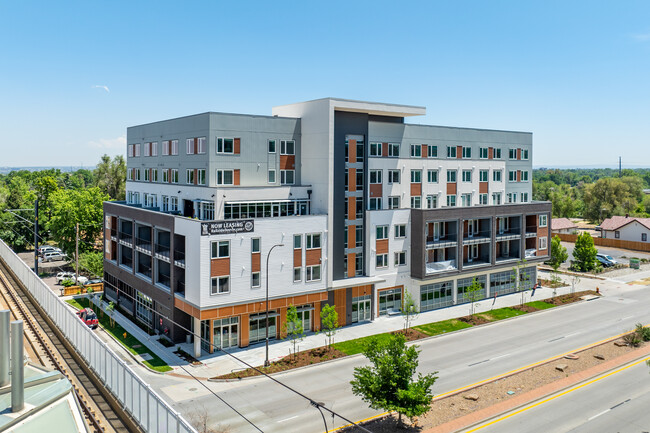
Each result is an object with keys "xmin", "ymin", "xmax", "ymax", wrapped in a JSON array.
[
  {"xmin": 600, "ymin": 215, "xmax": 650, "ymax": 243},
  {"xmin": 551, "ymin": 218, "xmax": 578, "ymax": 234}
]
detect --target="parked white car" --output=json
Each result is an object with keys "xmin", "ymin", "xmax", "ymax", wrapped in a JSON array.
[
  {"xmin": 42, "ymin": 251, "xmax": 66, "ymax": 262},
  {"xmin": 56, "ymin": 272, "xmax": 75, "ymax": 284},
  {"xmin": 38, "ymin": 246, "xmax": 61, "ymax": 257}
]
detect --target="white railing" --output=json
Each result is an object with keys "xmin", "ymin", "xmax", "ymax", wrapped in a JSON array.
[{"xmin": 0, "ymin": 240, "xmax": 196, "ymax": 433}]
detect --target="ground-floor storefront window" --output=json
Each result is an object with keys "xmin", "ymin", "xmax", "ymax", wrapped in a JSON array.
[
  {"xmin": 135, "ymin": 291, "xmax": 153, "ymax": 326},
  {"xmin": 490, "ymin": 270, "xmax": 517, "ymax": 296},
  {"xmin": 378, "ymin": 288, "xmax": 401, "ymax": 315},
  {"xmin": 456, "ymin": 275, "xmax": 487, "ymax": 304},
  {"xmin": 249, "ymin": 311, "xmax": 278, "ymax": 344},
  {"xmin": 420, "ymin": 281, "xmax": 453, "ymax": 311}
]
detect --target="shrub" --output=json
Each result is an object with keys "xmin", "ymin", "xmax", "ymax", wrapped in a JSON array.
[
  {"xmin": 61, "ymin": 278, "xmax": 75, "ymax": 287},
  {"xmin": 623, "ymin": 332, "xmax": 642, "ymax": 347},
  {"xmin": 635, "ymin": 323, "xmax": 650, "ymax": 341}
]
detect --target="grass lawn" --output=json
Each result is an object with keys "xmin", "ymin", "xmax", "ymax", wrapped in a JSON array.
[
  {"xmin": 332, "ymin": 332, "xmax": 396, "ymax": 355},
  {"xmin": 414, "ymin": 319, "xmax": 472, "ymax": 336},
  {"xmin": 479, "ymin": 307, "xmax": 527, "ymax": 321},
  {"xmin": 525, "ymin": 300, "xmax": 556, "ymax": 310},
  {"xmin": 66, "ymin": 297, "xmax": 172, "ymax": 372}
]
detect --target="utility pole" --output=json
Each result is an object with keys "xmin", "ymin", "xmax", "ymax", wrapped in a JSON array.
[
  {"xmin": 75, "ymin": 223, "xmax": 79, "ymax": 284},
  {"xmin": 34, "ymin": 200, "xmax": 38, "ymax": 275}
]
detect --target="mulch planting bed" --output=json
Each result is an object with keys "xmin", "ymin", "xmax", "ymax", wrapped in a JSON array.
[
  {"xmin": 545, "ymin": 290, "xmax": 599, "ymax": 306},
  {"xmin": 458, "ymin": 315, "xmax": 492, "ymax": 326},
  {"xmin": 342, "ymin": 337, "xmax": 644, "ymax": 432}
]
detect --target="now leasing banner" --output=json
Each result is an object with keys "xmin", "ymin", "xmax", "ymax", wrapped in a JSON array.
[{"xmin": 201, "ymin": 219, "xmax": 254, "ymax": 236}]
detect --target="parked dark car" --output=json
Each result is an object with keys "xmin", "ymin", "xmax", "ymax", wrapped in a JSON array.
[
  {"xmin": 595, "ymin": 255, "xmax": 614, "ymax": 268},
  {"xmin": 76, "ymin": 308, "xmax": 98, "ymax": 329},
  {"xmin": 85, "ymin": 278, "xmax": 103, "ymax": 285}
]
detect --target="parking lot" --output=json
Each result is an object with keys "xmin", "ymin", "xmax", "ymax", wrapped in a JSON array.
[{"xmin": 561, "ymin": 241, "xmax": 650, "ymax": 266}]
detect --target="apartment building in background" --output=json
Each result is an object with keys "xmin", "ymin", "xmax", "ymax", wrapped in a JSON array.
[{"xmin": 103, "ymin": 98, "xmax": 551, "ymax": 357}]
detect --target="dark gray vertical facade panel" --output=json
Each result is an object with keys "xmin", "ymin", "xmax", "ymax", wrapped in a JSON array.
[
  {"xmin": 345, "ymin": 288, "xmax": 352, "ymax": 325},
  {"xmin": 332, "ymin": 111, "xmax": 369, "ymax": 280},
  {"xmin": 410, "ymin": 210, "xmax": 424, "ymax": 280}
]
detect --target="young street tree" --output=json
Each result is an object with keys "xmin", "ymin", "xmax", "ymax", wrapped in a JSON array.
[
  {"xmin": 401, "ymin": 291, "xmax": 419, "ymax": 334},
  {"xmin": 572, "ymin": 231, "xmax": 598, "ymax": 272},
  {"xmin": 465, "ymin": 277, "xmax": 483, "ymax": 316},
  {"xmin": 283, "ymin": 304, "xmax": 304, "ymax": 360},
  {"xmin": 320, "ymin": 303, "xmax": 339, "ymax": 350},
  {"xmin": 513, "ymin": 259, "xmax": 531, "ymax": 306},
  {"xmin": 351, "ymin": 333, "xmax": 438, "ymax": 427}
]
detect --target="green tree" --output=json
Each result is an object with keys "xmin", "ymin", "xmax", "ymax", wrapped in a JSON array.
[
  {"xmin": 94, "ymin": 154, "xmax": 126, "ymax": 200},
  {"xmin": 107, "ymin": 301, "xmax": 116, "ymax": 328},
  {"xmin": 548, "ymin": 235, "xmax": 568, "ymax": 272},
  {"xmin": 283, "ymin": 304, "xmax": 304, "ymax": 360},
  {"xmin": 572, "ymin": 232, "xmax": 598, "ymax": 272},
  {"xmin": 465, "ymin": 278, "xmax": 483, "ymax": 316},
  {"xmin": 401, "ymin": 291, "xmax": 419, "ymax": 333},
  {"xmin": 48, "ymin": 187, "xmax": 109, "ymax": 255},
  {"xmin": 320, "ymin": 303, "xmax": 339, "ymax": 350},
  {"xmin": 514, "ymin": 259, "xmax": 532, "ymax": 306},
  {"xmin": 79, "ymin": 251, "xmax": 104, "ymax": 277},
  {"xmin": 351, "ymin": 333, "xmax": 438, "ymax": 426}
]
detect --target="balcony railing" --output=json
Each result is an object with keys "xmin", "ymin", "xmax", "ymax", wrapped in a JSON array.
[
  {"xmin": 463, "ymin": 233, "xmax": 491, "ymax": 245},
  {"xmin": 118, "ymin": 231, "xmax": 133, "ymax": 243},
  {"xmin": 155, "ymin": 243, "xmax": 171, "ymax": 258},
  {"xmin": 463, "ymin": 258, "xmax": 491, "ymax": 267}
]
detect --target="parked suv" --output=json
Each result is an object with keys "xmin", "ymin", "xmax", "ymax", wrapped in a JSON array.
[
  {"xmin": 56, "ymin": 272, "xmax": 75, "ymax": 284},
  {"xmin": 38, "ymin": 246, "xmax": 61, "ymax": 257},
  {"xmin": 596, "ymin": 253, "xmax": 618, "ymax": 267},
  {"xmin": 42, "ymin": 251, "xmax": 66, "ymax": 262}
]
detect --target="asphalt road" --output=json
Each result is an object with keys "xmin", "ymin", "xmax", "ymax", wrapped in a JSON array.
[
  {"xmin": 149, "ymin": 281, "xmax": 650, "ymax": 433},
  {"xmin": 561, "ymin": 241, "xmax": 650, "ymax": 267},
  {"xmin": 468, "ymin": 355, "xmax": 650, "ymax": 433}
]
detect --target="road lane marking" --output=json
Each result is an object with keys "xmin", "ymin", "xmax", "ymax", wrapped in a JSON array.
[
  {"xmin": 491, "ymin": 353, "xmax": 511, "ymax": 361},
  {"xmin": 277, "ymin": 415, "xmax": 299, "ymax": 423},
  {"xmin": 610, "ymin": 398, "xmax": 630, "ymax": 410},
  {"xmin": 565, "ymin": 332, "xmax": 581, "ymax": 338},
  {"xmin": 587, "ymin": 409, "xmax": 609, "ymax": 421},
  {"xmin": 468, "ymin": 359, "xmax": 490, "ymax": 367},
  {"xmin": 464, "ymin": 355, "xmax": 650, "ymax": 432},
  {"xmin": 548, "ymin": 336, "xmax": 564, "ymax": 342}
]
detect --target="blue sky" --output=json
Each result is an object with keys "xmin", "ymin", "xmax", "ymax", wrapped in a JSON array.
[{"xmin": 1, "ymin": 1, "xmax": 649, "ymax": 168}]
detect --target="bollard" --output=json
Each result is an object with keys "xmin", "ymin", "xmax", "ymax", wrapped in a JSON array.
[
  {"xmin": 0, "ymin": 310, "xmax": 10, "ymax": 387},
  {"xmin": 11, "ymin": 320, "xmax": 24, "ymax": 412}
]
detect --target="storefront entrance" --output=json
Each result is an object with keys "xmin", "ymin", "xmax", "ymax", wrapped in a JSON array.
[
  {"xmin": 351, "ymin": 295, "xmax": 371, "ymax": 323},
  {"xmin": 378, "ymin": 288, "xmax": 402, "ymax": 316},
  {"xmin": 214, "ymin": 317, "xmax": 239, "ymax": 350},
  {"xmin": 249, "ymin": 311, "xmax": 277, "ymax": 345}
]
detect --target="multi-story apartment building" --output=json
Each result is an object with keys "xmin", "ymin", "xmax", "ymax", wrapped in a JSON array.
[{"xmin": 103, "ymin": 98, "xmax": 550, "ymax": 357}]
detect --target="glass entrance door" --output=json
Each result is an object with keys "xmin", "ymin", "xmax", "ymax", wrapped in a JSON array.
[
  {"xmin": 213, "ymin": 317, "xmax": 239, "ymax": 350},
  {"xmin": 201, "ymin": 320, "xmax": 211, "ymax": 353},
  {"xmin": 351, "ymin": 295, "xmax": 371, "ymax": 323}
]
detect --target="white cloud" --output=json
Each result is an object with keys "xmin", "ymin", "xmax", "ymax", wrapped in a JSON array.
[
  {"xmin": 89, "ymin": 135, "xmax": 126, "ymax": 149},
  {"xmin": 92, "ymin": 85, "xmax": 110, "ymax": 93},
  {"xmin": 632, "ymin": 33, "xmax": 650, "ymax": 41}
]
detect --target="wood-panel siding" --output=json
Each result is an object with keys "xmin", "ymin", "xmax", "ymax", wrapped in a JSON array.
[
  {"xmin": 488, "ymin": 147, "xmax": 494, "ymax": 159},
  {"xmin": 421, "ymin": 144, "xmax": 428, "ymax": 158},
  {"xmin": 369, "ymin": 183, "xmax": 382, "ymax": 198},
  {"xmin": 457, "ymin": 146, "xmax": 462, "ymax": 159},
  {"xmin": 348, "ymin": 168, "xmax": 356, "ymax": 192},
  {"xmin": 348, "ymin": 225, "xmax": 356, "ymax": 249},
  {"xmin": 251, "ymin": 252, "xmax": 261, "ymax": 272},
  {"xmin": 293, "ymin": 249, "xmax": 302, "ymax": 267},
  {"xmin": 280, "ymin": 155, "xmax": 296, "ymax": 170},
  {"xmin": 332, "ymin": 289, "xmax": 347, "ymax": 327},
  {"xmin": 382, "ymin": 142, "xmax": 388, "ymax": 157},
  {"xmin": 234, "ymin": 169, "xmax": 241, "ymax": 185},
  {"xmin": 347, "ymin": 252, "xmax": 356, "ymax": 277},
  {"xmin": 234, "ymin": 138, "xmax": 241, "ymax": 154},
  {"xmin": 479, "ymin": 182, "xmax": 489, "ymax": 194},
  {"xmin": 376, "ymin": 239, "xmax": 389, "ymax": 254},
  {"xmin": 447, "ymin": 182, "xmax": 457, "ymax": 195},
  {"xmin": 410, "ymin": 183, "xmax": 422, "ymax": 196},
  {"xmin": 211, "ymin": 258, "xmax": 230, "ymax": 277},
  {"xmin": 305, "ymin": 248, "xmax": 321, "ymax": 266},
  {"xmin": 348, "ymin": 139, "xmax": 357, "ymax": 163},
  {"xmin": 348, "ymin": 197, "xmax": 356, "ymax": 220},
  {"xmin": 555, "ymin": 233, "xmax": 650, "ymax": 252}
]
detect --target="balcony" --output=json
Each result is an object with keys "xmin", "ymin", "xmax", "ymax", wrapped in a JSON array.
[
  {"xmin": 525, "ymin": 226, "xmax": 537, "ymax": 238},
  {"xmin": 426, "ymin": 237, "xmax": 457, "ymax": 249},
  {"xmin": 462, "ymin": 232, "xmax": 491, "ymax": 245},
  {"xmin": 426, "ymin": 259, "xmax": 457, "ymax": 274},
  {"xmin": 135, "ymin": 236, "xmax": 152, "ymax": 253},
  {"xmin": 155, "ymin": 243, "xmax": 170, "ymax": 260},
  {"xmin": 174, "ymin": 249, "xmax": 185, "ymax": 268},
  {"xmin": 463, "ymin": 257, "xmax": 491, "ymax": 268},
  {"xmin": 118, "ymin": 231, "xmax": 133, "ymax": 245}
]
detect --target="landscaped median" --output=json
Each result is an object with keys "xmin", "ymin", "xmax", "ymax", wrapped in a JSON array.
[
  {"xmin": 66, "ymin": 297, "xmax": 172, "ymax": 373},
  {"xmin": 212, "ymin": 291, "xmax": 597, "ymax": 380}
]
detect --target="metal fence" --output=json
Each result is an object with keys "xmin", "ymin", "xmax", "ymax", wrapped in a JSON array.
[{"xmin": 0, "ymin": 240, "xmax": 196, "ymax": 433}]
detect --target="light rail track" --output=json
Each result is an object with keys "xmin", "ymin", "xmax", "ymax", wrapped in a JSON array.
[{"xmin": 0, "ymin": 258, "xmax": 139, "ymax": 433}]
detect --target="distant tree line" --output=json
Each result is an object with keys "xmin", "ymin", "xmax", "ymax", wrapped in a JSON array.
[{"xmin": 533, "ymin": 168, "xmax": 650, "ymax": 222}]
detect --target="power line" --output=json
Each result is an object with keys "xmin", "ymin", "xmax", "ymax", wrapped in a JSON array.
[{"xmin": 99, "ymin": 278, "xmax": 373, "ymax": 433}]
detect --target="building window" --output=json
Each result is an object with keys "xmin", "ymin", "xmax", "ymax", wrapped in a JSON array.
[
  {"xmin": 447, "ymin": 146, "xmax": 457, "ymax": 158},
  {"xmin": 388, "ymin": 143, "xmax": 400, "ymax": 157},
  {"xmin": 216, "ymin": 169, "xmax": 234, "ymax": 185},
  {"xmin": 539, "ymin": 237, "xmax": 547, "ymax": 250},
  {"xmin": 251, "ymin": 272, "xmax": 261, "ymax": 288},
  {"xmin": 197, "ymin": 137, "xmax": 206, "ymax": 154},
  {"xmin": 370, "ymin": 142, "xmax": 382, "ymax": 156},
  {"xmin": 509, "ymin": 148, "xmax": 517, "ymax": 160},
  {"xmin": 447, "ymin": 170, "xmax": 457, "ymax": 183},
  {"xmin": 492, "ymin": 192, "xmax": 502, "ymax": 205},
  {"xmin": 356, "ymin": 169, "xmax": 364, "ymax": 189},
  {"xmin": 306, "ymin": 233, "xmax": 321, "ymax": 249},
  {"xmin": 134, "ymin": 169, "xmax": 141, "ymax": 181},
  {"xmin": 152, "ymin": 169, "xmax": 159, "ymax": 182},
  {"xmin": 306, "ymin": 265, "xmax": 321, "ymax": 281},
  {"xmin": 615, "ymin": 231, "xmax": 620, "ymax": 239},
  {"xmin": 251, "ymin": 238, "xmax": 260, "ymax": 253},
  {"xmin": 280, "ymin": 140, "xmax": 295, "ymax": 155},
  {"xmin": 395, "ymin": 251, "xmax": 406, "ymax": 266},
  {"xmin": 293, "ymin": 234, "xmax": 302, "ymax": 249},
  {"xmin": 509, "ymin": 171, "xmax": 517, "ymax": 182},
  {"xmin": 127, "ymin": 170, "xmax": 132, "ymax": 180},
  {"xmin": 216, "ymin": 138, "xmax": 234, "ymax": 154},
  {"xmin": 394, "ymin": 224, "xmax": 406, "ymax": 238},
  {"xmin": 494, "ymin": 148, "xmax": 502, "ymax": 159},
  {"xmin": 428, "ymin": 145, "xmax": 437, "ymax": 158},
  {"xmin": 410, "ymin": 144, "xmax": 421, "ymax": 157},
  {"xmin": 410, "ymin": 170, "xmax": 422, "ymax": 183},
  {"xmin": 461, "ymin": 193, "xmax": 471, "ymax": 207},
  {"xmin": 186, "ymin": 139, "xmax": 194, "ymax": 155},
  {"xmin": 479, "ymin": 147, "xmax": 489, "ymax": 159},
  {"xmin": 161, "ymin": 196, "xmax": 169, "ymax": 212},
  {"xmin": 369, "ymin": 197, "xmax": 382, "ymax": 210},
  {"xmin": 411, "ymin": 196, "xmax": 421, "ymax": 209},
  {"xmin": 268, "ymin": 139, "xmax": 276, "ymax": 153},
  {"xmin": 144, "ymin": 169, "xmax": 150, "ymax": 182},
  {"xmin": 388, "ymin": 170, "xmax": 400, "ymax": 184},
  {"xmin": 493, "ymin": 170, "xmax": 502, "ymax": 182},
  {"xmin": 211, "ymin": 240, "xmax": 230, "ymax": 258},
  {"xmin": 211, "ymin": 276, "xmax": 230, "ymax": 295},
  {"xmin": 521, "ymin": 192, "xmax": 529, "ymax": 202},
  {"xmin": 293, "ymin": 267, "xmax": 302, "ymax": 282},
  {"xmin": 522, "ymin": 149, "xmax": 529, "ymax": 160},
  {"xmin": 462, "ymin": 146, "xmax": 472, "ymax": 158},
  {"xmin": 170, "ymin": 197, "xmax": 178, "ymax": 211},
  {"xmin": 268, "ymin": 169, "xmax": 276, "ymax": 183},
  {"xmin": 643, "ymin": 233, "xmax": 648, "ymax": 242},
  {"xmin": 539, "ymin": 214, "xmax": 548, "ymax": 227},
  {"xmin": 376, "ymin": 254, "xmax": 388, "ymax": 268},
  {"xmin": 479, "ymin": 170, "xmax": 488, "ymax": 182},
  {"xmin": 462, "ymin": 170, "xmax": 472, "ymax": 182},
  {"xmin": 197, "ymin": 169, "xmax": 206, "ymax": 185},
  {"xmin": 201, "ymin": 202, "xmax": 214, "ymax": 220},
  {"xmin": 427, "ymin": 170, "xmax": 438, "ymax": 183},
  {"xmin": 388, "ymin": 196, "xmax": 400, "ymax": 209},
  {"xmin": 370, "ymin": 170, "xmax": 382, "ymax": 184},
  {"xmin": 479, "ymin": 193, "xmax": 489, "ymax": 205},
  {"xmin": 134, "ymin": 143, "xmax": 141, "ymax": 157},
  {"xmin": 186, "ymin": 169, "xmax": 195, "ymax": 185},
  {"xmin": 521, "ymin": 171, "xmax": 529, "ymax": 182},
  {"xmin": 280, "ymin": 170, "xmax": 295, "ymax": 185},
  {"xmin": 447, "ymin": 195, "xmax": 456, "ymax": 207},
  {"xmin": 356, "ymin": 226, "xmax": 363, "ymax": 247},
  {"xmin": 376, "ymin": 225, "xmax": 388, "ymax": 240},
  {"xmin": 427, "ymin": 194, "xmax": 437, "ymax": 209}
]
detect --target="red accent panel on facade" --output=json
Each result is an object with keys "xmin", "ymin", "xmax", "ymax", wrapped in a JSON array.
[
  {"xmin": 211, "ymin": 258, "xmax": 230, "ymax": 277},
  {"xmin": 457, "ymin": 145, "xmax": 463, "ymax": 159},
  {"xmin": 517, "ymin": 170, "xmax": 521, "ymax": 182},
  {"xmin": 488, "ymin": 147, "xmax": 494, "ymax": 159},
  {"xmin": 376, "ymin": 239, "xmax": 388, "ymax": 254},
  {"xmin": 234, "ymin": 169, "xmax": 240, "ymax": 185},
  {"xmin": 382, "ymin": 142, "xmax": 388, "ymax": 157},
  {"xmin": 517, "ymin": 148, "xmax": 521, "ymax": 160},
  {"xmin": 348, "ymin": 139, "xmax": 357, "ymax": 164},
  {"xmin": 293, "ymin": 249, "xmax": 302, "ymax": 267},
  {"xmin": 168, "ymin": 169, "xmax": 172, "ymax": 183},
  {"xmin": 447, "ymin": 182, "xmax": 457, "ymax": 195},
  {"xmin": 234, "ymin": 138, "xmax": 241, "ymax": 154},
  {"xmin": 306, "ymin": 248, "xmax": 321, "ymax": 266},
  {"xmin": 410, "ymin": 183, "xmax": 422, "ymax": 196},
  {"xmin": 479, "ymin": 182, "xmax": 489, "ymax": 194},
  {"xmin": 251, "ymin": 252, "xmax": 261, "ymax": 272},
  {"xmin": 421, "ymin": 144, "xmax": 428, "ymax": 158},
  {"xmin": 280, "ymin": 155, "xmax": 295, "ymax": 169},
  {"xmin": 369, "ymin": 183, "xmax": 382, "ymax": 198},
  {"xmin": 194, "ymin": 169, "xmax": 198, "ymax": 185}
]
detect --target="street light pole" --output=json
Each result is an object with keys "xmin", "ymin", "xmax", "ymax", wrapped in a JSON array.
[{"xmin": 265, "ymin": 243, "xmax": 284, "ymax": 367}]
